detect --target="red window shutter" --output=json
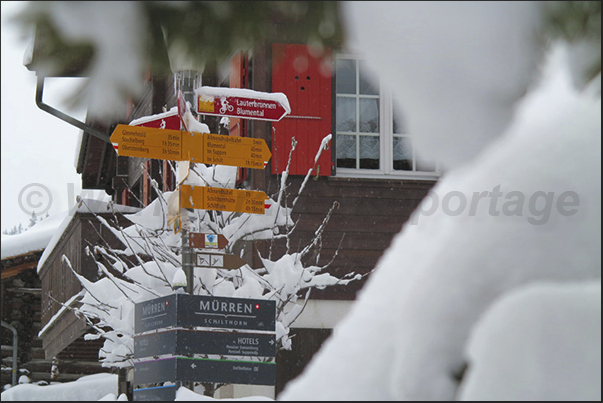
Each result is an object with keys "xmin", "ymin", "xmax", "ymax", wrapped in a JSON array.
[
  {"xmin": 121, "ymin": 188, "xmax": 129, "ymax": 206},
  {"xmin": 272, "ymin": 44, "xmax": 332, "ymax": 176},
  {"xmin": 230, "ymin": 52, "xmax": 249, "ymax": 183},
  {"xmin": 162, "ymin": 160, "xmax": 175, "ymax": 192}
]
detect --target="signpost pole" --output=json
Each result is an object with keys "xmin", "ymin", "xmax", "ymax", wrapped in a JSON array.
[
  {"xmin": 178, "ymin": 86, "xmax": 196, "ymax": 394},
  {"xmin": 182, "ymin": 227, "xmax": 194, "ymax": 295},
  {"xmin": 181, "ymin": 230, "xmax": 197, "ymax": 395},
  {"xmin": 176, "ymin": 88, "xmax": 195, "ymax": 296}
]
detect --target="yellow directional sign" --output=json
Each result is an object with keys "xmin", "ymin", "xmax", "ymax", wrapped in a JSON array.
[
  {"xmin": 111, "ymin": 125, "xmax": 271, "ymax": 169},
  {"xmin": 111, "ymin": 124, "xmax": 183, "ymax": 160},
  {"xmin": 194, "ymin": 133, "xmax": 272, "ymax": 169},
  {"xmin": 180, "ymin": 185, "xmax": 268, "ymax": 215}
]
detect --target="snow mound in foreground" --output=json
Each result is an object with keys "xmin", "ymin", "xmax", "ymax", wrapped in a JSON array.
[
  {"xmin": 458, "ymin": 280, "xmax": 601, "ymax": 401},
  {"xmin": 279, "ymin": 42, "xmax": 601, "ymax": 401}
]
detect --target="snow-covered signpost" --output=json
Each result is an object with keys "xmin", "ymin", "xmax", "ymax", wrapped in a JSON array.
[
  {"xmin": 63, "ymin": 84, "xmax": 359, "ymax": 399},
  {"xmin": 125, "ymin": 87, "xmax": 286, "ymax": 398}
]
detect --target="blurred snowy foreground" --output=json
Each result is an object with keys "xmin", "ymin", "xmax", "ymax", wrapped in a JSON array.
[
  {"xmin": 279, "ymin": 2, "xmax": 601, "ymax": 401},
  {"xmin": 2, "ymin": 2, "xmax": 600, "ymax": 401}
]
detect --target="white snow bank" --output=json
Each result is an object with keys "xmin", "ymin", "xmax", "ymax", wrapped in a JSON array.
[
  {"xmin": 279, "ymin": 43, "xmax": 601, "ymax": 401},
  {"xmin": 458, "ymin": 281, "xmax": 601, "ymax": 401},
  {"xmin": 36, "ymin": 199, "xmax": 139, "ymax": 273},
  {"xmin": 0, "ymin": 373, "xmax": 118, "ymax": 401},
  {"xmin": 1, "ymin": 212, "xmax": 67, "ymax": 260}
]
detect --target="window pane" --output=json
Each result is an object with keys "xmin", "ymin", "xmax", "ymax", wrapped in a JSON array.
[
  {"xmin": 336, "ymin": 97, "xmax": 356, "ymax": 132},
  {"xmin": 336, "ymin": 134, "xmax": 357, "ymax": 168},
  {"xmin": 393, "ymin": 136, "xmax": 413, "ymax": 171},
  {"xmin": 393, "ymin": 103, "xmax": 406, "ymax": 134},
  {"xmin": 336, "ymin": 59, "xmax": 356, "ymax": 94},
  {"xmin": 359, "ymin": 135, "xmax": 380, "ymax": 169},
  {"xmin": 359, "ymin": 98, "xmax": 379, "ymax": 133},
  {"xmin": 359, "ymin": 62, "xmax": 379, "ymax": 95}
]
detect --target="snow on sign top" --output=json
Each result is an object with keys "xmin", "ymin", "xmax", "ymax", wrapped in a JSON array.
[
  {"xmin": 195, "ymin": 86, "xmax": 291, "ymax": 122},
  {"xmin": 129, "ymin": 106, "xmax": 180, "ymax": 129}
]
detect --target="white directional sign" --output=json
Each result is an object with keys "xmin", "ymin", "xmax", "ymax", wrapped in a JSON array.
[{"xmin": 195, "ymin": 252, "xmax": 247, "ymax": 270}]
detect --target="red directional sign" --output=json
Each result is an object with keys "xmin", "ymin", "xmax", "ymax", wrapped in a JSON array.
[
  {"xmin": 196, "ymin": 87, "xmax": 290, "ymax": 122},
  {"xmin": 130, "ymin": 108, "xmax": 180, "ymax": 130}
]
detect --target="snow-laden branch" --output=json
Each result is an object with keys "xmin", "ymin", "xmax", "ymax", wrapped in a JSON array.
[
  {"xmin": 293, "ymin": 134, "xmax": 332, "ymax": 209},
  {"xmin": 299, "ymin": 200, "xmax": 339, "ymax": 260}
]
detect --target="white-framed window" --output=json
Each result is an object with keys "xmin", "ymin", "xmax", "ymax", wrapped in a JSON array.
[{"xmin": 335, "ymin": 55, "xmax": 440, "ymax": 179}]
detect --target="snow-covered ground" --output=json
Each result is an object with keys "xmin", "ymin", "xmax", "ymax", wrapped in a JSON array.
[
  {"xmin": 1, "ymin": 374, "xmax": 121, "ymax": 401},
  {"xmin": 1, "ymin": 374, "xmax": 272, "ymax": 401}
]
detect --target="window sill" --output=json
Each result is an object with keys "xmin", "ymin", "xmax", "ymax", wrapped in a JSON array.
[{"xmin": 334, "ymin": 168, "xmax": 441, "ymax": 182}]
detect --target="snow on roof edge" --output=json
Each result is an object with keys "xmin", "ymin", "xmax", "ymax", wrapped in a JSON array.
[
  {"xmin": 73, "ymin": 129, "xmax": 84, "ymax": 170},
  {"xmin": 36, "ymin": 199, "xmax": 140, "ymax": 273},
  {"xmin": 37, "ymin": 290, "xmax": 85, "ymax": 338},
  {"xmin": 1, "ymin": 212, "xmax": 68, "ymax": 260}
]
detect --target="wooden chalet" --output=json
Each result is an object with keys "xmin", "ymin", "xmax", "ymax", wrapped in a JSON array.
[
  {"xmin": 23, "ymin": 4, "xmax": 439, "ymax": 399},
  {"xmin": 2, "ymin": 215, "xmax": 67, "ymax": 388},
  {"xmin": 2, "ymin": 247, "xmax": 45, "ymax": 388},
  {"xmin": 1, "ymin": 203, "xmax": 139, "ymax": 391},
  {"xmin": 36, "ymin": 203, "xmax": 138, "ymax": 363}
]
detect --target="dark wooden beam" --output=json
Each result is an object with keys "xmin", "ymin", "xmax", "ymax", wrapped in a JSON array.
[{"xmin": 1, "ymin": 262, "xmax": 38, "ymax": 280}]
